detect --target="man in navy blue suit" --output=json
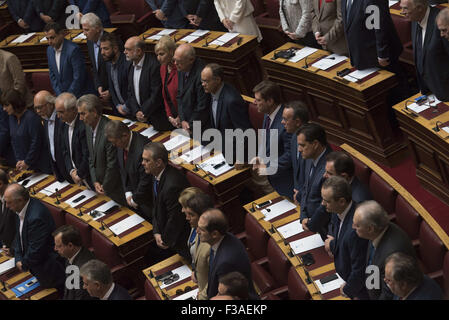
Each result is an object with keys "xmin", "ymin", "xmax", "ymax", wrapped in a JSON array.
[
  {"xmin": 44, "ymin": 22, "xmax": 94, "ymax": 98},
  {"xmin": 322, "ymin": 176, "xmax": 369, "ymax": 299},
  {"xmin": 5, "ymin": 184, "xmax": 65, "ymax": 290},
  {"xmin": 183, "ymin": 0, "xmax": 226, "ymax": 31},
  {"xmin": 324, "ymin": 151, "xmax": 372, "ymax": 203},
  {"xmin": 69, "ymin": 0, "xmax": 112, "ymax": 27},
  {"xmin": 200, "ymin": 63, "xmax": 252, "ymax": 163},
  {"xmin": 196, "ymin": 208, "xmax": 257, "ymax": 299},
  {"xmin": 146, "ymin": 0, "xmax": 190, "ymax": 29},
  {"xmin": 7, "ymin": 0, "xmax": 43, "ymax": 32},
  {"xmin": 251, "ymin": 80, "xmax": 293, "ymax": 198},
  {"xmin": 298, "ymin": 123, "xmax": 332, "ymax": 238}
]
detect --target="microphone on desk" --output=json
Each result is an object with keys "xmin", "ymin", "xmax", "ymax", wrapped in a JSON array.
[
  {"xmin": 303, "ymin": 54, "xmax": 334, "ymax": 69},
  {"xmin": 202, "ymin": 37, "xmax": 210, "ymax": 47},
  {"xmin": 269, "ymin": 223, "xmax": 276, "ymax": 234},
  {"xmin": 249, "ymin": 202, "xmax": 256, "ymax": 213},
  {"xmin": 54, "ymin": 188, "xmax": 61, "ymax": 205},
  {"xmin": 172, "ymin": 34, "xmax": 178, "ymax": 43},
  {"xmin": 100, "ymin": 220, "xmax": 116, "ymax": 237},
  {"xmin": 433, "ymin": 121, "xmax": 443, "ymax": 132},
  {"xmin": 194, "ymin": 164, "xmax": 212, "ymax": 181},
  {"xmin": 237, "ymin": 37, "xmax": 242, "ymax": 46},
  {"xmin": 1, "ymin": 281, "xmax": 6, "ymax": 292},
  {"xmin": 403, "ymin": 100, "xmax": 419, "ymax": 117},
  {"xmin": 30, "ymin": 185, "xmax": 36, "ymax": 195},
  {"xmin": 304, "ymin": 269, "xmax": 313, "ymax": 284}
]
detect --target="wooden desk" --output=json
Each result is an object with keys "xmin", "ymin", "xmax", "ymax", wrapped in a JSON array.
[
  {"xmin": 0, "ymin": 4, "xmax": 12, "ymax": 27},
  {"xmin": 393, "ymin": 94, "xmax": 449, "ymax": 205},
  {"xmin": 0, "ymin": 28, "xmax": 116, "ymax": 69},
  {"xmin": 140, "ymin": 28, "xmax": 263, "ymax": 96},
  {"xmin": 262, "ymin": 42, "xmax": 407, "ymax": 167},
  {"xmin": 142, "ymin": 254, "xmax": 196, "ymax": 300},
  {"xmin": 243, "ymin": 192, "xmax": 349, "ymax": 300}
]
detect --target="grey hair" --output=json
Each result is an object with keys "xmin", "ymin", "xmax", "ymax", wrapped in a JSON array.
[
  {"xmin": 356, "ymin": 200, "xmax": 390, "ymax": 234},
  {"xmin": 56, "ymin": 92, "xmax": 77, "ymax": 110},
  {"xmin": 80, "ymin": 259, "xmax": 112, "ymax": 285},
  {"xmin": 437, "ymin": 8, "xmax": 449, "ymax": 25},
  {"xmin": 76, "ymin": 94, "xmax": 103, "ymax": 114},
  {"xmin": 80, "ymin": 12, "xmax": 103, "ymax": 29}
]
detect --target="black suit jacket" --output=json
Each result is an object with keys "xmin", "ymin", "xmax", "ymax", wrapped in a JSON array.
[
  {"xmin": 411, "ymin": 6, "xmax": 449, "ymax": 101},
  {"xmin": 342, "ymin": 0, "xmax": 402, "ymax": 69},
  {"xmin": 108, "ymin": 283, "xmax": 132, "ymax": 300},
  {"xmin": 127, "ymin": 54, "xmax": 171, "ymax": 131},
  {"xmin": 61, "ymin": 115, "xmax": 91, "ymax": 186},
  {"xmin": 32, "ymin": 0, "xmax": 67, "ymax": 27},
  {"xmin": 207, "ymin": 232, "xmax": 257, "ymax": 299},
  {"xmin": 107, "ymin": 52, "xmax": 131, "ymax": 112},
  {"xmin": 351, "ymin": 177, "xmax": 373, "ymax": 203},
  {"xmin": 87, "ymin": 33, "xmax": 109, "ymax": 92},
  {"xmin": 118, "ymin": 132, "xmax": 153, "ymax": 220},
  {"xmin": 44, "ymin": 115, "xmax": 67, "ymax": 182},
  {"xmin": 405, "ymin": 275, "xmax": 443, "ymax": 300},
  {"xmin": 0, "ymin": 201, "xmax": 16, "ymax": 248},
  {"xmin": 13, "ymin": 198, "xmax": 65, "ymax": 289},
  {"xmin": 152, "ymin": 165, "xmax": 191, "ymax": 259},
  {"xmin": 183, "ymin": 0, "xmax": 226, "ymax": 31},
  {"xmin": 63, "ymin": 247, "xmax": 96, "ymax": 300},
  {"xmin": 177, "ymin": 57, "xmax": 211, "ymax": 130},
  {"xmin": 0, "ymin": 108, "xmax": 15, "ymax": 167},
  {"xmin": 367, "ymin": 222, "xmax": 415, "ymax": 300}
]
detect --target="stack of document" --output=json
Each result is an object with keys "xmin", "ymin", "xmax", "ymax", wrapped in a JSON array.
[
  {"xmin": 209, "ymin": 32, "xmax": 240, "ymax": 46},
  {"xmin": 288, "ymin": 47, "xmax": 318, "ymax": 63},
  {"xmin": 311, "ymin": 54, "xmax": 347, "ymax": 70},
  {"xmin": 290, "ymin": 234, "xmax": 325, "ymax": 255},
  {"xmin": 180, "ymin": 29, "xmax": 209, "ymax": 43},
  {"xmin": 18, "ymin": 173, "xmax": 49, "ymax": 188},
  {"xmin": 122, "ymin": 119, "xmax": 136, "ymax": 127},
  {"xmin": 343, "ymin": 67, "xmax": 379, "ymax": 83},
  {"xmin": 146, "ymin": 29, "xmax": 177, "ymax": 41},
  {"xmin": 276, "ymin": 219, "xmax": 304, "ymax": 239},
  {"xmin": 89, "ymin": 200, "xmax": 120, "ymax": 220},
  {"xmin": 73, "ymin": 32, "xmax": 87, "ymax": 41},
  {"xmin": 140, "ymin": 126, "xmax": 159, "ymax": 139},
  {"xmin": 0, "ymin": 259, "xmax": 15, "ymax": 276},
  {"xmin": 40, "ymin": 36, "xmax": 48, "ymax": 42},
  {"xmin": 389, "ymin": 0, "xmax": 399, "ymax": 7},
  {"xmin": 261, "ymin": 199, "xmax": 297, "ymax": 221},
  {"xmin": 407, "ymin": 94, "xmax": 441, "ymax": 114},
  {"xmin": 39, "ymin": 180, "xmax": 70, "ymax": 196},
  {"xmin": 11, "ymin": 33, "xmax": 36, "ymax": 44},
  {"xmin": 163, "ymin": 134, "xmax": 190, "ymax": 151},
  {"xmin": 314, "ymin": 273, "xmax": 345, "ymax": 294},
  {"xmin": 159, "ymin": 265, "xmax": 191, "ymax": 289},
  {"xmin": 65, "ymin": 190, "xmax": 97, "ymax": 208},
  {"xmin": 179, "ymin": 145, "xmax": 212, "ymax": 163},
  {"xmin": 173, "ymin": 288, "xmax": 198, "ymax": 300},
  {"xmin": 109, "ymin": 214, "xmax": 145, "ymax": 235},
  {"xmin": 198, "ymin": 154, "xmax": 233, "ymax": 176}
]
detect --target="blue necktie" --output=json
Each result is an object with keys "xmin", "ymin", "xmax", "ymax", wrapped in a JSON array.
[
  {"xmin": 209, "ymin": 247, "xmax": 215, "ymax": 269},
  {"xmin": 367, "ymin": 242, "xmax": 375, "ymax": 265},
  {"xmin": 153, "ymin": 179, "xmax": 159, "ymax": 197}
]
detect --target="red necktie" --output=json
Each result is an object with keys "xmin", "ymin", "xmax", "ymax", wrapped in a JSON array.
[
  {"xmin": 123, "ymin": 150, "xmax": 128, "ymax": 165},
  {"xmin": 319, "ymin": 0, "xmax": 323, "ymax": 10}
]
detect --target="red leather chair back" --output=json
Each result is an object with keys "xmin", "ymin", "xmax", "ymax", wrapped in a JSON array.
[
  {"xmin": 287, "ymin": 266, "xmax": 310, "ymax": 300},
  {"xmin": 248, "ymin": 102, "xmax": 264, "ymax": 130},
  {"xmin": 245, "ymin": 213, "xmax": 269, "ymax": 260},
  {"xmin": 31, "ymin": 72, "xmax": 53, "ymax": 94},
  {"xmin": 65, "ymin": 214, "xmax": 91, "ymax": 248},
  {"xmin": 352, "ymin": 156, "xmax": 371, "ymax": 186},
  {"xmin": 266, "ymin": 238, "xmax": 291, "ymax": 286},
  {"xmin": 250, "ymin": 0, "xmax": 265, "ymax": 16},
  {"xmin": 418, "ymin": 221, "xmax": 446, "ymax": 274},
  {"xmin": 117, "ymin": 0, "xmax": 150, "ymax": 19},
  {"xmin": 91, "ymin": 229, "xmax": 122, "ymax": 268},
  {"xmin": 185, "ymin": 171, "xmax": 215, "ymax": 199},
  {"xmin": 43, "ymin": 203, "xmax": 65, "ymax": 229},
  {"xmin": 144, "ymin": 278, "xmax": 162, "ymax": 300},
  {"xmin": 265, "ymin": 0, "xmax": 280, "ymax": 19},
  {"xmin": 394, "ymin": 195, "xmax": 421, "ymax": 241},
  {"xmin": 443, "ymin": 251, "xmax": 449, "ymax": 299},
  {"xmin": 368, "ymin": 172, "xmax": 397, "ymax": 215}
]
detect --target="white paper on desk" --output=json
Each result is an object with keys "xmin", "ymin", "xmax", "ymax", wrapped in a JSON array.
[
  {"xmin": 290, "ymin": 233, "xmax": 325, "ymax": 255},
  {"xmin": 209, "ymin": 32, "xmax": 240, "ymax": 46},
  {"xmin": 276, "ymin": 219, "xmax": 304, "ymax": 239},
  {"xmin": 173, "ymin": 288, "xmax": 198, "ymax": 300},
  {"xmin": 11, "ymin": 32, "xmax": 36, "ymax": 44},
  {"xmin": 122, "ymin": 119, "xmax": 136, "ymax": 127},
  {"xmin": 389, "ymin": 0, "xmax": 399, "ymax": 7},
  {"xmin": 158, "ymin": 29, "xmax": 177, "ymax": 35},
  {"xmin": 40, "ymin": 36, "xmax": 48, "ymax": 42},
  {"xmin": 40, "ymin": 180, "xmax": 70, "ymax": 196},
  {"xmin": 181, "ymin": 30, "xmax": 209, "ymax": 43},
  {"xmin": 140, "ymin": 126, "xmax": 159, "ymax": 139},
  {"xmin": 19, "ymin": 173, "xmax": 49, "ymax": 187},
  {"xmin": 262, "ymin": 199, "xmax": 297, "ymax": 221},
  {"xmin": 159, "ymin": 265, "xmax": 192, "ymax": 289},
  {"xmin": 163, "ymin": 134, "xmax": 190, "ymax": 151},
  {"xmin": 311, "ymin": 54, "xmax": 347, "ymax": 70},
  {"xmin": 427, "ymin": 94, "xmax": 441, "ymax": 107},
  {"xmin": 65, "ymin": 189, "xmax": 97, "ymax": 208},
  {"xmin": 73, "ymin": 32, "xmax": 86, "ymax": 40},
  {"xmin": 179, "ymin": 145, "xmax": 212, "ymax": 163},
  {"xmin": 314, "ymin": 273, "xmax": 345, "ymax": 294},
  {"xmin": 344, "ymin": 67, "xmax": 379, "ymax": 82},
  {"xmin": 407, "ymin": 102, "xmax": 430, "ymax": 113},
  {"xmin": 442, "ymin": 127, "xmax": 449, "ymax": 134},
  {"xmin": 199, "ymin": 153, "xmax": 233, "ymax": 176},
  {"xmin": 0, "ymin": 258, "xmax": 15, "ymax": 276},
  {"xmin": 90, "ymin": 200, "xmax": 120, "ymax": 220},
  {"xmin": 288, "ymin": 46, "xmax": 318, "ymax": 63},
  {"xmin": 109, "ymin": 214, "xmax": 145, "ymax": 236}
]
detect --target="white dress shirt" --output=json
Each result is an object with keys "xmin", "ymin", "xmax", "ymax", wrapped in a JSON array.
[
  {"xmin": 17, "ymin": 200, "xmax": 30, "ymax": 250},
  {"xmin": 55, "ymin": 42, "xmax": 64, "ymax": 73},
  {"xmin": 419, "ymin": 7, "xmax": 430, "ymax": 47},
  {"xmin": 133, "ymin": 55, "xmax": 145, "ymax": 106},
  {"xmin": 47, "ymin": 110, "xmax": 57, "ymax": 162}
]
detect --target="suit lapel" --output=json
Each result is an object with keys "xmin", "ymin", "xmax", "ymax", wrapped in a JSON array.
[
  {"xmin": 215, "ymin": 88, "xmax": 225, "ymax": 128},
  {"xmin": 59, "ymin": 41, "xmax": 68, "ymax": 77}
]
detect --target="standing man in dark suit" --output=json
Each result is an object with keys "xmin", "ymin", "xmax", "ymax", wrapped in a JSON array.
[
  {"xmin": 323, "ymin": 151, "xmax": 373, "ymax": 203},
  {"xmin": 7, "ymin": 0, "xmax": 43, "ymax": 31},
  {"xmin": 251, "ymin": 81, "xmax": 294, "ymax": 198},
  {"xmin": 146, "ymin": 0, "xmax": 190, "ymax": 29},
  {"xmin": 55, "ymin": 92, "xmax": 91, "ymax": 187},
  {"xmin": 196, "ymin": 208, "xmax": 257, "ymax": 299},
  {"xmin": 322, "ymin": 176, "xmax": 369, "ymax": 299},
  {"xmin": 183, "ymin": 0, "xmax": 227, "ymax": 31},
  {"xmin": 384, "ymin": 252, "xmax": 443, "ymax": 300},
  {"xmin": 100, "ymin": 32, "xmax": 131, "ymax": 117},
  {"xmin": 77, "ymin": 94, "xmax": 125, "ymax": 205},
  {"xmin": 45, "ymin": 22, "xmax": 94, "ymax": 98},
  {"xmin": 105, "ymin": 120, "xmax": 153, "ymax": 221},
  {"xmin": 437, "ymin": 8, "xmax": 449, "ymax": 41},
  {"xmin": 124, "ymin": 36, "xmax": 171, "ymax": 131},
  {"xmin": 53, "ymin": 225, "xmax": 96, "ymax": 300},
  {"xmin": 0, "ymin": 170, "xmax": 16, "ymax": 251},
  {"xmin": 401, "ymin": 0, "xmax": 449, "ymax": 101},
  {"xmin": 80, "ymin": 259, "xmax": 132, "ymax": 300},
  {"xmin": 141, "ymin": 142, "xmax": 191, "ymax": 260},
  {"xmin": 5, "ymin": 184, "xmax": 65, "ymax": 289},
  {"xmin": 33, "ymin": 90, "xmax": 68, "ymax": 182},
  {"xmin": 0, "ymin": 108, "xmax": 15, "ymax": 167},
  {"xmin": 200, "ymin": 63, "xmax": 252, "ymax": 163},
  {"xmin": 32, "ymin": 0, "xmax": 67, "ymax": 27},
  {"xmin": 81, "ymin": 13, "xmax": 110, "ymax": 103},
  {"xmin": 174, "ymin": 44, "xmax": 211, "ymax": 134},
  {"xmin": 352, "ymin": 200, "xmax": 416, "ymax": 300},
  {"xmin": 298, "ymin": 123, "xmax": 332, "ymax": 238},
  {"xmin": 69, "ymin": 0, "xmax": 112, "ymax": 28},
  {"xmin": 281, "ymin": 100, "xmax": 309, "ymax": 204}
]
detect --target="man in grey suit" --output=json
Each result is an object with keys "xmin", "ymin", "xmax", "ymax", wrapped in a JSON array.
[
  {"xmin": 352, "ymin": 200, "xmax": 416, "ymax": 300},
  {"xmin": 77, "ymin": 94, "xmax": 125, "ymax": 205}
]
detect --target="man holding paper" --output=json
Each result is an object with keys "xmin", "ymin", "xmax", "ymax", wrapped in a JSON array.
[{"xmin": 322, "ymin": 176, "xmax": 369, "ymax": 299}]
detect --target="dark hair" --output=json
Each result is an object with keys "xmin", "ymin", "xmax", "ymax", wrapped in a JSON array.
[
  {"xmin": 44, "ymin": 22, "xmax": 64, "ymax": 34},
  {"xmin": 203, "ymin": 209, "xmax": 228, "ymax": 235},
  {"xmin": 296, "ymin": 123, "xmax": 327, "ymax": 146},
  {"xmin": 100, "ymin": 32, "xmax": 119, "ymax": 48},
  {"xmin": 185, "ymin": 192, "xmax": 214, "ymax": 216},
  {"xmin": 218, "ymin": 271, "xmax": 249, "ymax": 300},
  {"xmin": 0, "ymin": 169, "xmax": 8, "ymax": 184},
  {"xmin": 205, "ymin": 63, "xmax": 224, "ymax": 81},
  {"xmin": 1, "ymin": 89, "xmax": 26, "ymax": 113},
  {"xmin": 322, "ymin": 176, "xmax": 352, "ymax": 202},
  {"xmin": 326, "ymin": 151, "xmax": 355, "ymax": 177},
  {"xmin": 143, "ymin": 141, "xmax": 169, "ymax": 165},
  {"xmin": 285, "ymin": 100, "xmax": 309, "ymax": 123},
  {"xmin": 252, "ymin": 80, "xmax": 282, "ymax": 105},
  {"xmin": 385, "ymin": 252, "xmax": 423, "ymax": 288},
  {"xmin": 52, "ymin": 225, "xmax": 82, "ymax": 247}
]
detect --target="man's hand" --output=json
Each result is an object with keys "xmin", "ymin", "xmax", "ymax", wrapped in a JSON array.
[
  {"xmin": 155, "ymin": 10, "xmax": 167, "ymax": 21},
  {"xmin": 98, "ymin": 87, "xmax": 110, "ymax": 101},
  {"xmin": 324, "ymin": 235, "xmax": 335, "ymax": 257},
  {"xmin": 94, "ymin": 182, "xmax": 104, "ymax": 194},
  {"xmin": 2, "ymin": 246, "xmax": 11, "ymax": 257},
  {"xmin": 126, "ymin": 196, "xmax": 138, "ymax": 209},
  {"xmin": 191, "ymin": 271, "xmax": 197, "ymax": 283},
  {"xmin": 16, "ymin": 160, "xmax": 29, "ymax": 171},
  {"xmin": 378, "ymin": 57, "xmax": 390, "ymax": 67},
  {"xmin": 136, "ymin": 111, "xmax": 147, "ymax": 123},
  {"xmin": 117, "ymin": 105, "xmax": 128, "ymax": 116},
  {"xmin": 70, "ymin": 170, "xmax": 82, "ymax": 185},
  {"xmin": 293, "ymin": 188, "xmax": 300, "ymax": 205},
  {"xmin": 316, "ymin": 35, "xmax": 327, "ymax": 46},
  {"xmin": 301, "ymin": 218, "xmax": 310, "ymax": 231},
  {"xmin": 18, "ymin": 19, "xmax": 29, "ymax": 29},
  {"xmin": 181, "ymin": 120, "xmax": 190, "ymax": 132},
  {"xmin": 340, "ymin": 283, "xmax": 348, "ymax": 298},
  {"xmin": 16, "ymin": 261, "xmax": 23, "ymax": 271},
  {"xmin": 192, "ymin": 15, "xmax": 202, "ymax": 26},
  {"xmin": 168, "ymin": 116, "xmax": 180, "ymax": 128},
  {"xmin": 222, "ymin": 18, "xmax": 234, "ymax": 31},
  {"xmin": 154, "ymin": 233, "xmax": 169, "ymax": 249},
  {"xmin": 40, "ymin": 14, "xmax": 53, "ymax": 23},
  {"xmin": 285, "ymin": 31, "xmax": 299, "ymax": 40}
]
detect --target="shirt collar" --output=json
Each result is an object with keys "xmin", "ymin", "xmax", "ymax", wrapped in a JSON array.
[
  {"xmin": 101, "ymin": 282, "xmax": 115, "ymax": 300},
  {"xmin": 69, "ymin": 116, "xmax": 77, "ymax": 128},
  {"xmin": 95, "ymin": 31, "xmax": 104, "ymax": 47},
  {"xmin": 55, "ymin": 41, "xmax": 64, "ymax": 53},
  {"xmin": 268, "ymin": 104, "xmax": 282, "ymax": 124},
  {"xmin": 17, "ymin": 199, "xmax": 30, "ymax": 218},
  {"xmin": 419, "ymin": 7, "xmax": 430, "ymax": 30},
  {"xmin": 313, "ymin": 147, "xmax": 327, "ymax": 167},
  {"xmin": 373, "ymin": 224, "xmax": 389, "ymax": 248},
  {"xmin": 156, "ymin": 167, "xmax": 165, "ymax": 181},
  {"xmin": 68, "ymin": 247, "xmax": 82, "ymax": 265},
  {"xmin": 134, "ymin": 54, "xmax": 145, "ymax": 68},
  {"xmin": 337, "ymin": 201, "xmax": 353, "ymax": 222},
  {"xmin": 126, "ymin": 132, "xmax": 133, "ymax": 151},
  {"xmin": 49, "ymin": 109, "xmax": 57, "ymax": 122},
  {"xmin": 211, "ymin": 83, "xmax": 225, "ymax": 101},
  {"xmin": 211, "ymin": 235, "xmax": 225, "ymax": 252}
]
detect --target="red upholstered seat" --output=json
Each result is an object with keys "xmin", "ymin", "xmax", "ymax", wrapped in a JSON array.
[
  {"xmin": 368, "ymin": 172, "xmax": 397, "ymax": 214},
  {"xmin": 417, "ymin": 222, "xmax": 446, "ymax": 284},
  {"xmin": 144, "ymin": 278, "xmax": 161, "ymax": 300},
  {"xmin": 103, "ymin": 0, "xmax": 120, "ymax": 15},
  {"xmin": 394, "ymin": 195, "xmax": 421, "ymax": 242},
  {"xmin": 265, "ymin": 0, "xmax": 280, "ymax": 19},
  {"xmin": 43, "ymin": 202, "xmax": 65, "ymax": 229},
  {"xmin": 91, "ymin": 229, "xmax": 123, "ymax": 268},
  {"xmin": 185, "ymin": 170, "xmax": 215, "ymax": 199},
  {"xmin": 65, "ymin": 214, "xmax": 92, "ymax": 248},
  {"xmin": 31, "ymin": 72, "xmax": 53, "ymax": 94},
  {"xmin": 250, "ymin": 0, "xmax": 266, "ymax": 17},
  {"xmin": 261, "ymin": 266, "xmax": 310, "ymax": 300},
  {"xmin": 443, "ymin": 252, "xmax": 449, "ymax": 299},
  {"xmin": 248, "ymin": 102, "xmax": 264, "ymax": 130},
  {"xmin": 352, "ymin": 156, "xmax": 371, "ymax": 186},
  {"xmin": 244, "ymin": 213, "xmax": 270, "ymax": 261}
]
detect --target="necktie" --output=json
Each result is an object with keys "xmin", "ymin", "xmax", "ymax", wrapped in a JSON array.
[
  {"xmin": 264, "ymin": 116, "xmax": 271, "ymax": 131},
  {"xmin": 153, "ymin": 179, "xmax": 159, "ymax": 198},
  {"xmin": 0, "ymin": 200, "xmax": 3, "ymax": 216},
  {"xmin": 209, "ymin": 247, "xmax": 215, "ymax": 268},
  {"xmin": 319, "ymin": 0, "xmax": 323, "ymax": 10},
  {"xmin": 367, "ymin": 242, "xmax": 376, "ymax": 265},
  {"xmin": 415, "ymin": 24, "xmax": 423, "ymax": 74},
  {"xmin": 309, "ymin": 163, "xmax": 315, "ymax": 179},
  {"xmin": 123, "ymin": 150, "xmax": 128, "ymax": 165}
]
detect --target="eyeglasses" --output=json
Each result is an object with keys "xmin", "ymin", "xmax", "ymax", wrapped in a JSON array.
[{"xmin": 163, "ymin": 273, "xmax": 180, "ymax": 285}]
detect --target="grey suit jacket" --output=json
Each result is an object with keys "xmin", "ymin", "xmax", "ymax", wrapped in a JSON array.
[{"xmin": 85, "ymin": 116, "xmax": 125, "ymax": 205}]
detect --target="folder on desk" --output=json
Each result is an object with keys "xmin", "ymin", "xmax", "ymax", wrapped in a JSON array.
[
  {"xmin": 173, "ymin": 288, "xmax": 198, "ymax": 300},
  {"xmin": 0, "ymin": 258, "xmax": 15, "ymax": 276},
  {"xmin": 11, "ymin": 33, "xmax": 36, "ymax": 44},
  {"xmin": 65, "ymin": 190, "xmax": 97, "ymax": 208},
  {"xmin": 343, "ymin": 67, "xmax": 379, "ymax": 82},
  {"xmin": 140, "ymin": 126, "xmax": 159, "ymax": 139},
  {"xmin": 179, "ymin": 145, "xmax": 211, "ymax": 163},
  {"xmin": 261, "ymin": 200, "xmax": 297, "ymax": 221},
  {"xmin": 163, "ymin": 134, "xmax": 190, "ymax": 151},
  {"xmin": 90, "ymin": 200, "xmax": 120, "ymax": 220},
  {"xmin": 290, "ymin": 234, "xmax": 325, "ymax": 255},
  {"xmin": 18, "ymin": 173, "xmax": 49, "ymax": 188},
  {"xmin": 40, "ymin": 180, "xmax": 70, "ymax": 196},
  {"xmin": 311, "ymin": 54, "xmax": 347, "ymax": 70},
  {"xmin": 314, "ymin": 273, "xmax": 345, "ymax": 294},
  {"xmin": 147, "ymin": 29, "xmax": 176, "ymax": 40},
  {"xmin": 73, "ymin": 33, "xmax": 87, "ymax": 40},
  {"xmin": 181, "ymin": 29, "xmax": 209, "ymax": 43},
  {"xmin": 198, "ymin": 154, "xmax": 233, "ymax": 176},
  {"xmin": 159, "ymin": 265, "xmax": 191, "ymax": 289},
  {"xmin": 12, "ymin": 276, "xmax": 40, "ymax": 298},
  {"xmin": 276, "ymin": 219, "xmax": 304, "ymax": 239},
  {"xmin": 209, "ymin": 32, "xmax": 239, "ymax": 46},
  {"xmin": 288, "ymin": 46, "xmax": 317, "ymax": 63},
  {"xmin": 109, "ymin": 214, "xmax": 145, "ymax": 236}
]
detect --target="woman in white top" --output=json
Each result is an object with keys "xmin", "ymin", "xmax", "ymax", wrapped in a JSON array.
[
  {"xmin": 214, "ymin": 0, "xmax": 263, "ymax": 42},
  {"xmin": 279, "ymin": 0, "xmax": 313, "ymax": 41}
]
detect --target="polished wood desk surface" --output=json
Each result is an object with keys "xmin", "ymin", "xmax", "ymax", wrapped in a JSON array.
[
  {"xmin": 142, "ymin": 254, "xmax": 196, "ymax": 300},
  {"xmin": 262, "ymin": 42, "xmax": 395, "ymax": 93},
  {"xmin": 141, "ymin": 28, "xmax": 258, "ymax": 53},
  {"xmin": 244, "ymin": 191, "xmax": 349, "ymax": 300}
]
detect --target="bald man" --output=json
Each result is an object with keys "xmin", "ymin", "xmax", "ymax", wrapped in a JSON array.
[
  {"xmin": 173, "ymin": 43, "xmax": 211, "ymax": 134},
  {"xmin": 34, "ymin": 90, "xmax": 68, "ymax": 182},
  {"xmin": 436, "ymin": 8, "xmax": 449, "ymax": 41},
  {"xmin": 4, "ymin": 184, "xmax": 65, "ymax": 289},
  {"xmin": 124, "ymin": 36, "xmax": 171, "ymax": 131}
]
